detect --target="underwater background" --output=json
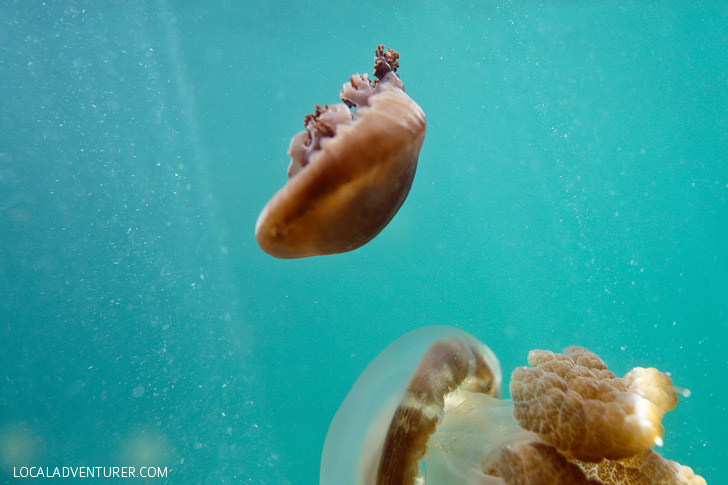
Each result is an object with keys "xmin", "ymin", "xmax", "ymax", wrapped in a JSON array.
[{"xmin": 1, "ymin": 1, "xmax": 726, "ymax": 483}]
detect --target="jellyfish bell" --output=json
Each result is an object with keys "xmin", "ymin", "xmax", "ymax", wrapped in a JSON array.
[
  {"xmin": 319, "ymin": 326, "xmax": 522, "ymax": 485},
  {"xmin": 255, "ymin": 45, "xmax": 426, "ymax": 259},
  {"xmin": 321, "ymin": 327, "xmax": 707, "ymax": 485}
]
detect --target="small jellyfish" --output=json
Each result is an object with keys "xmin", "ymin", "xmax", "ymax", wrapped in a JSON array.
[{"xmin": 255, "ymin": 45, "xmax": 426, "ymax": 258}]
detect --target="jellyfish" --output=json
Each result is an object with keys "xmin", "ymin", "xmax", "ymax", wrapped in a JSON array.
[
  {"xmin": 255, "ymin": 45, "xmax": 426, "ymax": 259},
  {"xmin": 320, "ymin": 326, "xmax": 706, "ymax": 484}
]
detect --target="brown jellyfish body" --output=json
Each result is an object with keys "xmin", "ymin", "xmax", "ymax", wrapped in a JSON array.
[
  {"xmin": 320, "ymin": 326, "xmax": 706, "ymax": 485},
  {"xmin": 255, "ymin": 45, "xmax": 426, "ymax": 258}
]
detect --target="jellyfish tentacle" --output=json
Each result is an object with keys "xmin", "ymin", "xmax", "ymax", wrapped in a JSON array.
[
  {"xmin": 340, "ymin": 73, "xmax": 376, "ymax": 108},
  {"xmin": 374, "ymin": 44, "xmax": 400, "ymax": 80}
]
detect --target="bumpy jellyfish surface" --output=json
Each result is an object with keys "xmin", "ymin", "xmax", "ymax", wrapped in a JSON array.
[
  {"xmin": 320, "ymin": 327, "xmax": 707, "ymax": 485},
  {"xmin": 255, "ymin": 45, "xmax": 427, "ymax": 258},
  {"xmin": 508, "ymin": 348, "xmax": 707, "ymax": 484}
]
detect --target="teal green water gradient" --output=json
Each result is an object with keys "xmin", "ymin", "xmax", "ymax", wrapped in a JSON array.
[{"xmin": 1, "ymin": 1, "xmax": 725, "ymax": 483}]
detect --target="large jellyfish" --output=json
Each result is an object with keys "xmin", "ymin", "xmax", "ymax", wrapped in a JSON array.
[{"xmin": 321, "ymin": 326, "xmax": 706, "ymax": 484}]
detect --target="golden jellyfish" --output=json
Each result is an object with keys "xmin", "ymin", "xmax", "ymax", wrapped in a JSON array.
[
  {"xmin": 320, "ymin": 326, "xmax": 706, "ymax": 485},
  {"xmin": 255, "ymin": 45, "xmax": 426, "ymax": 258}
]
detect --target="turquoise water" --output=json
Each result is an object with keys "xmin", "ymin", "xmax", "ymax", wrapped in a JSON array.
[{"xmin": 1, "ymin": 1, "xmax": 725, "ymax": 483}]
